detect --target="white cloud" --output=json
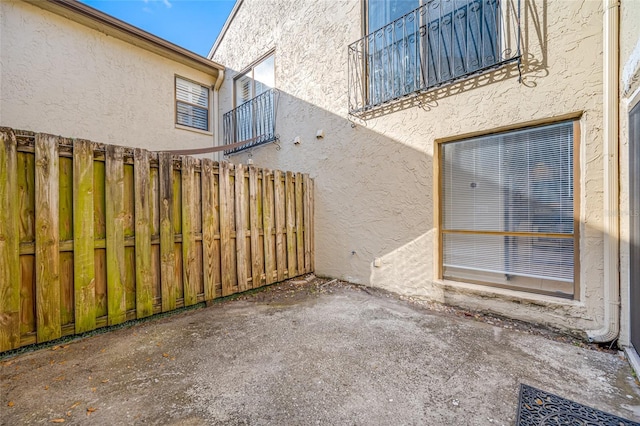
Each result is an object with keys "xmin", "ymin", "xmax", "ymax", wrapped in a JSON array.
[{"xmin": 140, "ymin": 0, "xmax": 171, "ymax": 9}]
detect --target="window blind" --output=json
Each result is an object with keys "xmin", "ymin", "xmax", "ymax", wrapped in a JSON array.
[
  {"xmin": 440, "ymin": 121, "xmax": 575, "ymax": 294},
  {"xmin": 235, "ymin": 75, "xmax": 252, "ymax": 106},
  {"xmin": 176, "ymin": 77, "xmax": 209, "ymax": 131}
]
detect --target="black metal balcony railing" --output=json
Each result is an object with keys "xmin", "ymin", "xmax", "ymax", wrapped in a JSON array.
[
  {"xmin": 348, "ymin": 0, "xmax": 521, "ymax": 114},
  {"xmin": 223, "ymin": 88, "xmax": 278, "ymax": 154}
]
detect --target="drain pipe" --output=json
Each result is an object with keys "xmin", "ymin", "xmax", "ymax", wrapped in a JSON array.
[
  {"xmin": 588, "ymin": 0, "xmax": 620, "ymax": 343},
  {"xmin": 212, "ymin": 69, "xmax": 225, "ymax": 161}
]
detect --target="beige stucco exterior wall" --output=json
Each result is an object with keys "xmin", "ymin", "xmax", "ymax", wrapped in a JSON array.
[
  {"xmin": 0, "ymin": 0, "xmax": 217, "ymax": 151},
  {"xmin": 213, "ymin": 0, "xmax": 607, "ymax": 336},
  {"xmin": 619, "ymin": 0, "xmax": 640, "ymax": 347}
]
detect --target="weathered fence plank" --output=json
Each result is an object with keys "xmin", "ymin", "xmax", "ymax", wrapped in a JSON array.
[
  {"xmin": 134, "ymin": 148, "xmax": 153, "ymax": 318},
  {"xmin": 59, "ymin": 155, "xmax": 74, "ymax": 327},
  {"xmin": 303, "ymin": 174, "xmax": 312, "ymax": 273},
  {"xmin": 262, "ymin": 169, "xmax": 276, "ymax": 285},
  {"xmin": 35, "ymin": 134, "xmax": 62, "ymax": 342},
  {"xmin": 106, "ymin": 145, "xmax": 127, "ymax": 325},
  {"xmin": 201, "ymin": 159, "xmax": 217, "ymax": 301},
  {"xmin": 94, "ymin": 159, "xmax": 108, "ymax": 318},
  {"xmin": 0, "ymin": 128, "xmax": 314, "ymax": 352},
  {"xmin": 249, "ymin": 166, "xmax": 263, "ymax": 288},
  {"xmin": 309, "ymin": 176, "xmax": 315, "ymax": 272},
  {"xmin": 213, "ymin": 167, "xmax": 222, "ymax": 297},
  {"xmin": 219, "ymin": 161, "xmax": 234, "ymax": 296},
  {"xmin": 172, "ymin": 166, "xmax": 183, "ymax": 300},
  {"xmin": 285, "ymin": 171, "xmax": 297, "ymax": 278},
  {"xmin": 73, "ymin": 139, "xmax": 95, "ymax": 334},
  {"xmin": 123, "ymin": 163, "xmax": 136, "ymax": 312},
  {"xmin": 159, "ymin": 153, "xmax": 176, "ymax": 312},
  {"xmin": 17, "ymin": 147, "xmax": 36, "ymax": 337},
  {"xmin": 150, "ymin": 165, "xmax": 161, "ymax": 302},
  {"xmin": 0, "ymin": 129, "xmax": 20, "ymax": 351},
  {"xmin": 235, "ymin": 164, "xmax": 248, "ymax": 292},
  {"xmin": 274, "ymin": 170, "xmax": 286, "ymax": 281},
  {"xmin": 295, "ymin": 172, "xmax": 304, "ymax": 274},
  {"xmin": 182, "ymin": 156, "xmax": 199, "ymax": 306}
]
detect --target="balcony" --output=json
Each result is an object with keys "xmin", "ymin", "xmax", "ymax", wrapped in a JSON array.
[
  {"xmin": 348, "ymin": 0, "xmax": 521, "ymax": 115},
  {"xmin": 223, "ymin": 88, "xmax": 278, "ymax": 154}
]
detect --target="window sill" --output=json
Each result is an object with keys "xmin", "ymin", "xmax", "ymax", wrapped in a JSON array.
[
  {"xmin": 434, "ymin": 278, "xmax": 583, "ymax": 306},
  {"xmin": 175, "ymin": 124, "xmax": 213, "ymax": 136}
]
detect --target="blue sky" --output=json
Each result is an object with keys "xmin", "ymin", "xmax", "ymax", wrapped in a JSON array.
[{"xmin": 80, "ymin": 0, "xmax": 236, "ymax": 57}]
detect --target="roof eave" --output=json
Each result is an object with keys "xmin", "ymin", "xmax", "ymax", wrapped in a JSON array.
[
  {"xmin": 25, "ymin": 0, "xmax": 225, "ymax": 77},
  {"xmin": 207, "ymin": 0, "xmax": 244, "ymax": 60}
]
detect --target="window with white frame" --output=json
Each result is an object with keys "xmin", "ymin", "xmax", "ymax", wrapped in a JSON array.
[
  {"xmin": 234, "ymin": 53, "xmax": 275, "ymax": 107},
  {"xmin": 222, "ymin": 52, "xmax": 277, "ymax": 154},
  {"xmin": 175, "ymin": 76, "xmax": 210, "ymax": 131},
  {"xmin": 439, "ymin": 121, "xmax": 577, "ymax": 298}
]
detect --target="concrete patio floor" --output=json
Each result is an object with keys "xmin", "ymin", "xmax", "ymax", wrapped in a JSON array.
[{"xmin": 2, "ymin": 277, "xmax": 640, "ymax": 425}]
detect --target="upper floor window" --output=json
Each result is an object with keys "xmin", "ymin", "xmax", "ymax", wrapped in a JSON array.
[
  {"xmin": 175, "ymin": 76, "xmax": 210, "ymax": 131},
  {"xmin": 234, "ymin": 53, "xmax": 275, "ymax": 107},
  {"xmin": 348, "ymin": 0, "xmax": 521, "ymax": 114},
  {"xmin": 367, "ymin": 0, "xmax": 419, "ymax": 33},
  {"xmin": 223, "ymin": 52, "xmax": 278, "ymax": 154}
]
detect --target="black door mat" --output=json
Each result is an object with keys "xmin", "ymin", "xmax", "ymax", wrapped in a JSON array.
[{"xmin": 516, "ymin": 383, "xmax": 640, "ymax": 425}]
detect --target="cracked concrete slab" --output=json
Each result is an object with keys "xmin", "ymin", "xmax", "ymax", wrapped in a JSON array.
[{"xmin": 2, "ymin": 279, "xmax": 639, "ymax": 425}]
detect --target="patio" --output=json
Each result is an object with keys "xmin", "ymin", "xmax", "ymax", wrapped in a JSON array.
[{"xmin": 2, "ymin": 276, "xmax": 639, "ymax": 425}]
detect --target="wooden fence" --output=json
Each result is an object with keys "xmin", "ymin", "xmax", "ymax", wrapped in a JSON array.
[{"xmin": 0, "ymin": 128, "xmax": 314, "ymax": 353}]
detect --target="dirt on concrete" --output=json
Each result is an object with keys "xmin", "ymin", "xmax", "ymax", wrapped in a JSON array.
[{"xmin": 2, "ymin": 276, "xmax": 639, "ymax": 425}]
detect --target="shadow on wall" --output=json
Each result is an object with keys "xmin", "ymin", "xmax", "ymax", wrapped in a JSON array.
[
  {"xmin": 219, "ymin": 0, "xmax": 608, "ymax": 319},
  {"xmin": 220, "ymin": 76, "xmax": 610, "ymax": 336},
  {"xmin": 222, "ymin": 85, "xmax": 434, "ymax": 286},
  {"xmin": 350, "ymin": 0, "xmax": 548, "ymax": 121}
]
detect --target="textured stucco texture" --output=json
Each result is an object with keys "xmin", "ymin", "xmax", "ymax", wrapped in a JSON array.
[
  {"xmin": 0, "ymin": 0, "xmax": 216, "ymax": 151},
  {"xmin": 2, "ymin": 279, "xmax": 639, "ymax": 425},
  {"xmin": 212, "ymin": 0, "xmax": 607, "ymax": 336}
]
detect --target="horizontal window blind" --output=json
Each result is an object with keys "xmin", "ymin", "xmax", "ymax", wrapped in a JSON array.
[
  {"xmin": 177, "ymin": 103, "xmax": 208, "ymax": 131},
  {"xmin": 176, "ymin": 77, "xmax": 209, "ymax": 131},
  {"xmin": 440, "ymin": 121, "xmax": 575, "ymax": 295},
  {"xmin": 176, "ymin": 78, "xmax": 209, "ymax": 108},
  {"xmin": 235, "ymin": 75, "xmax": 252, "ymax": 106}
]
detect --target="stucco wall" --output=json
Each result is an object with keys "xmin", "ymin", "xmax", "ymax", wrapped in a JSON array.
[
  {"xmin": 0, "ymin": 0, "xmax": 216, "ymax": 151},
  {"xmin": 213, "ymin": 0, "xmax": 606, "ymax": 336},
  {"xmin": 619, "ymin": 0, "xmax": 640, "ymax": 347}
]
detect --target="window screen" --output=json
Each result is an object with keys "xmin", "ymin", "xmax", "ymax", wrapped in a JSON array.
[
  {"xmin": 440, "ymin": 121, "xmax": 575, "ymax": 297},
  {"xmin": 176, "ymin": 77, "xmax": 210, "ymax": 131}
]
